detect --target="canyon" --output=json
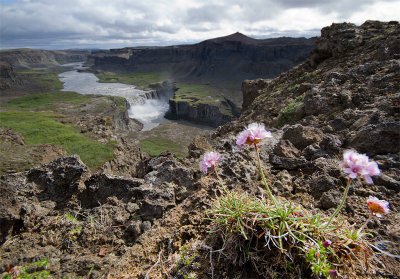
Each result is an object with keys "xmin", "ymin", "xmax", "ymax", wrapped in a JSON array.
[
  {"xmin": 0, "ymin": 21, "xmax": 399, "ymax": 278},
  {"xmin": 90, "ymin": 33, "xmax": 315, "ymax": 87},
  {"xmin": 89, "ymin": 33, "xmax": 315, "ymax": 126}
]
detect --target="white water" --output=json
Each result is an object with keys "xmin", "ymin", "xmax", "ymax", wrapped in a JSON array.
[{"xmin": 59, "ymin": 63, "xmax": 171, "ymax": 130}]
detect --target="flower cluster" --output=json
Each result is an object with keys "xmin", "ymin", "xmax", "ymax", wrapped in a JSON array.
[
  {"xmin": 203, "ymin": 122, "xmax": 390, "ymax": 278},
  {"xmin": 367, "ymin": 196, "xmax": 390, "ymax": 217},
  {"xmin": 236, "ymin": 123, "xmax": 272, "ymax": 147},
  {"xmin": 200, "ymin": 123, "xmax": 272, "ymax": 173},
  {"xmin": 200, "ymin": 151, "xmax": 221, "ymax": 174},
  {"xmin": 341, "ymin": 150, "xmax": 380, "ymax": 183}
]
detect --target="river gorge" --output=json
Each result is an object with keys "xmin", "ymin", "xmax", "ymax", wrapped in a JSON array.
[{"xmin": 59, "ymin": 63, "xmax": 172, "ymax": 130}]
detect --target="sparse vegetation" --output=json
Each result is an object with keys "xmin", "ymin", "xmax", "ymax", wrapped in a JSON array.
[
  {"xmin": 140, "ymin": 137, "xmax": 185, "ymax": 157},
  {"xmin": 5, "ymin": 91, "xmax": 90, "ymax": 109},
  {"xmin": 173, "ymin": 82, "xmax": 233, "ymax": 116},
  {"xmin": 17, "ymin": 68, "xmax": 65, "ymax": 90},
  {"xmin": 205, "ymin": 124, "xmax": 387, "ymax": 278},
  {"xmin": 105, "ymin": 95, "xmax": 127, "ymax": 109},
  {"xmin": 96, "ymin": 71, "xmax": 170, "ymax": 89},
  {"xmin": 276, "ymin": 94, "xmax": 305, "ymax": 127},
  {"xmin": 2, "ymin": 258, "xmax": 50, "ymax": 279},
  {"xmin": 0, "ymin": 111, "xmax": 116, "ymax": 168}
]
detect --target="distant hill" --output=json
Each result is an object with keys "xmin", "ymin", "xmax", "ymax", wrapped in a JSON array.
[{"xmin": 0, "ymin": 49, "xmax": 90, "ymax": 70}]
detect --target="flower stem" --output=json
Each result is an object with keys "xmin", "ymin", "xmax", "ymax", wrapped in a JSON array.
[
  {"xmin": 358, "ymin": 213, "xmax": 373, "ymax": 233},
  {"xmin": 324, "ymin": 179, "xmax": 352, "ymax": 228},
  {"xmin": 213, "ymin": 164, "xmax": 228, "ymax": 193},
  {"xmin": 254, "ymin": 143, "xmax": 277, "ymax": 204}
]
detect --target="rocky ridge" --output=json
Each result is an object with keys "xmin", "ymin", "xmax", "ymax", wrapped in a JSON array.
[
  {"xmin": 0, "ymin": 49, "xmax": 90, "ymax": 70},
  {"xmin": 0, "ymin": 21, "xmax": 399, "ymax": 278},
  {"xmin": 0, "ymin": 62, "xmax": 22, "ymax": 90}
]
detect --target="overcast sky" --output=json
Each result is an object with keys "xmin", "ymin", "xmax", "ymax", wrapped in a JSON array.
[{"xmin": 0, "ymin": 0, "xmax": 399, "ymax": 50}]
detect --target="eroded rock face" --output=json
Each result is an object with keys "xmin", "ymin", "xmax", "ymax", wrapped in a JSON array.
[
  {"xmin": 0, "ymin": 49, "xmax": 90, "ymax": 70},
  {"xmin": 0, "ymin": 61, "xmax": 22, "ymax": 89},
  {"xmin": 241, "ymin": 78, "xmax": 272, "ymax": 112},
  {"xmin": 165, "ymin": 99, "xmax": 234, "ymax": 127},
  {"xmin": 90, "ymin": 33, "xmax": 315, "ymax": 87},
  {"xmin": 0, "ymin": 152, "xmax": 196, "ymax": 277}
]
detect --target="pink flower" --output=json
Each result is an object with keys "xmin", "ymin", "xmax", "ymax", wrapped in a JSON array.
[
  {"xmin": 200, "ymin": 151, "xmax": 221, "ymax": 174},
  {"xmin": 236, "ymin": 123, "xmax": 272, "ymax": 147},
  {"xmin": 367, "ymin": 196, "xmax": 389, "ymax": 217},
  {"xmin": 322, "ymin": 240, "xmax": 332, "ymax": 248},
  {"xmin": 341, "ymin": 150, "xmax": 380, "ymax": 183}
]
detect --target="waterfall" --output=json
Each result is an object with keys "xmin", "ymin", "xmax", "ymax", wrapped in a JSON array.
[{"xmin": 59, "ymin": 63, "xmax": 171, "ymax": 130}]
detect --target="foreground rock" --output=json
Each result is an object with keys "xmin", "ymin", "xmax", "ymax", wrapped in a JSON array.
[{"xmin": 0, "ymin": 153, "xmax": 196, "ymax": 277}]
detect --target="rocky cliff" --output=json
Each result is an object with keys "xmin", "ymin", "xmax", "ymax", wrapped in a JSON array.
[
  {"xmin": 0, "ymin": 61, "xmax": 22, "ymax": 89},
  {"xmin": 1, "ymin": 21, "xmax": 399, "ymax": 278},
  {"xmin": 0, "ymin": 49, "xmax": 90, "ymax": 70},
  {"xmin": 165, "ymin": 98, "xmax": 233, "ymax": 127},
  {"xmin": 90, "ymin": 33, "xmax": 315, "ymax": 87}
]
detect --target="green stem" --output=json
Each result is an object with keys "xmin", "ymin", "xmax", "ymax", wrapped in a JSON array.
[
  {"xmin": 254, "ymin": 143, "xmax": 277, "ymax": 205},
  {"xmin": 213, "ymin": 164, "xmax": 228, "ymax": 193},
  {"xmin": 358, "ymin": 213, "xmax": 373, "ymax": 234},
  {"xmin": 324, "ymin": 179, "xmax": 352, "ymax": 228}
]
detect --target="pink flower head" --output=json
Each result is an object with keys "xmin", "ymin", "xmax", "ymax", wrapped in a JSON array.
[
  {"xmin": 367, "ymin": 196, "xmax": 389, "ymax": 217},
  {"xmin": 236, "ymin": 123, "xmax": 272, "ymax": 147},
  {"xmin": 341, "ymin": 150, "xmax": 380, "ymax": 183},
  {"xmin": 322, "ymin": 240, "xmax": 332, "ymax": 248},
  {"xmin": 200, "ymin": 151, "xmax": 221, "ymax": 174}
]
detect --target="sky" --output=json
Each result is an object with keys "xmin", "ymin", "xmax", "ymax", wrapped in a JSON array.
[{"xmin": 0, "ymin": 0, "xmax": 399, "ymax": 50}]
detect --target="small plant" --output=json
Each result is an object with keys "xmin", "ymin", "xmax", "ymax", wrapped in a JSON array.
[
  {"xmin": 65, "ymin": 213, "xmax": 77, "ymax": 221},
  {"xmin": 174, "ymin": 246, "xmax": 199, "ymax": 279},
  {"xmin": 69, "ymin": 226, "xmax": 82, "ymax": 236},
  {"xmin": 176, "ymin": 246, "xmax": 199, "ymax": 268},
  {"xmin": 276, "ymin": 94, "xmax": 304, "ymax": 127},
  {"xmin": 204, "ymin": 123, "xmax": 390, "ymax": 278},
  {"xmin": 3, "ymin": 259, "xmax": 50, "ymax": 278}
]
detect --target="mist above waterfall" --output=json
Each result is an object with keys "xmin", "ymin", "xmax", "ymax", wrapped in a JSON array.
[
  {"xmin": 129, "ymin": 98, "xmax": 170, "ymax": 131},
  {"xmin": 59, "ymin": 63, "xmax": 171, "ymax": 130}
]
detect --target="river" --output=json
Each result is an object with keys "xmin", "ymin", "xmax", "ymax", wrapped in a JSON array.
[{"xmin": 59, "ymin": 63, "xmax": 171, "ymax": 130}]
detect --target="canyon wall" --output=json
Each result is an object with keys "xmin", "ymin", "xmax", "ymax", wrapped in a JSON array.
[
  {"xmin": 165, "ymin": 99, "xmax": 233, "ymax": 127},
  {"xmin": 0, "ymin": 49, "xmax": 90, "ymax": 70},
  {"xmin": 0, "ymin": 61, "xmax": 22, "ymax": 89},
  {"xmin": 90, "ymin": 33, "xmax": 315, "ymax": 87}
]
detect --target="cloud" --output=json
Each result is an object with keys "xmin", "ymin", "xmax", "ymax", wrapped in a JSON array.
[{"xmin": 0, "ymin": 0, "xmax": 399, "ymax": 49}]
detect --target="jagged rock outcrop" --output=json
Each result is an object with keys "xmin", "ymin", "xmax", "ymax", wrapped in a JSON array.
[
  {"xmin": 216, "ymin": 20, "xmax": 400, "ymax": 209},
  {"xmin": 0, "ymin": 152, "xmax": 196, "ymax": 277},
  {"xmin": 207, "ymin": 21, "xmax": 400, "ymax": 277},
  {"xmin": 0, "ymin": 61, "xmax": 22, "ymax": 89},
  {"xmin": 241, "ymin": 78, "xmax": 272, "ymax": 112}
]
